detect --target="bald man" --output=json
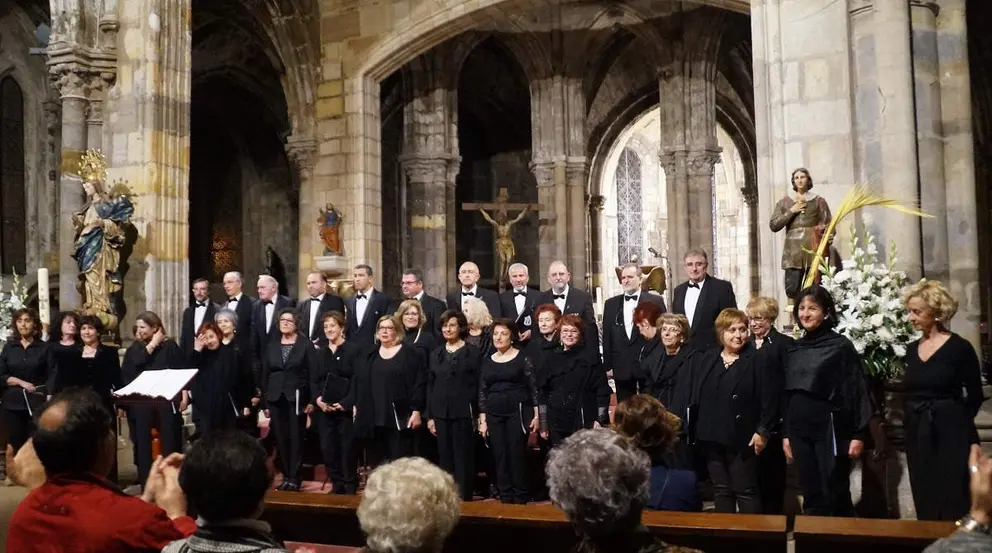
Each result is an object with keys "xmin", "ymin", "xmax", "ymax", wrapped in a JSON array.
[
  {"xmin": 446, "ymin": 261, "xmax": 502, "ymax": 319},
  {"xmin": 538, "ymin": 261, "xmax": 599, "ymax": 355}
]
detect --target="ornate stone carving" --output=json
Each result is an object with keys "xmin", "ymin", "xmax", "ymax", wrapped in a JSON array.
[
  {"xmin": 44, "ymin": 100, "xmax": 62, "ymax": 154},
  {"xmin": 564, "ymin": 159, "xmax": 589, "ymax": 186},
  {"xmin": 687, "ymin": 149, "xmax": 722, "ymax": 176},
  {"xmin": 658, "ymin": 151, "xmax": 678, "ymax": 179},
  {"xmin": 399, "ymin": 155, "xmax": 449, "ymax": 184},
  {"xmin": 588, "ymin": 195, "xmax": 606, "ymax": 214},
  {"xmin": 51, "ymin": 66, "xmax": 88, "ymax": 99},
  {"xmin": 529, "ymin": 160, "xmax": 555, "ymax": 188},
  {"xmin": 285, "ymin": 137, "xmax": 318, "ymax": 180},
  {"xmin": 740, "ymin": 186, "xmax": 758, "ymax": 207}
]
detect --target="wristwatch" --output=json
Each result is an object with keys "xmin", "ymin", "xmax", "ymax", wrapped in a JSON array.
[{"xmin": 956, "ymin": 515, "xmax": 992, "ymax": 535}]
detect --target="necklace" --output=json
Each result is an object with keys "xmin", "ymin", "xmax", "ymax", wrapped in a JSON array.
[{"xmin": 721, "ymin": 352, "xmax": 739, "ymax": 368}]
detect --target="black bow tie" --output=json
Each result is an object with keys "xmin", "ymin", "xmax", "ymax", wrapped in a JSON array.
[
  {"xmin": 263, "ymin": 300, "xmax": 273, "ymax": 306},
  {"xmin": 462, "ymin": 292, "xmax": 474, "ymax": 297},
  {"xmin": 355, "ymin": 294, "xmax": 367, "ymax": 300},
  {"xmin": 228, "ymin": 297, "xmax": 238, "ymax": 302},
  {"xmin": 311, "ymin": 297, "xmax": 321, "ymax": 302},
  {"xmin": 514, "ymin": 291, "xmax": 527, "ymax": 297},
  {"xmin": 624, "ymin": 295, "xmax": 637, "ymax": 301},
  {"xmin": 196, "ymin": 301, "xmax": 207, "ymax": 308},
  {"xmin": 688, "ymin": 283, "xmax": 700, "ymax": 289},
  {"xmin": 553, "ymin": 294, "xmax": 566, "ymax": 300}
]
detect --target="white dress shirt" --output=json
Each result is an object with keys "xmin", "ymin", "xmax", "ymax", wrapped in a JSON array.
[
  {"xmin": 193, "ymin": 301, "xmax": 208, "ymax": 334},
  {"xmin": 552, "ymin": 285, "xmax": 569, "ymax": 313},
  {"xmin": 356, "ymin": 289, "xmax": 370, "ymax": 326},
  {"xmin": 308, "ymin": 294, "xmax": 324, "ymax": 337},
  {"xmin": 622, "ymin": 292, "xmax": 639, "ymax": 339},
  {"xmin": 461, "ymin": 285, "xmax": 478, "ymax": 309},
  {"xmin": 684, "ymin": 279, "xmax": 705, "ymax": 327},
  {"xmin": 264, "ymin": 301, "xmax": 275, "ymax": 333},
  {"xmin": 513, "ymin": 288, "xmax": 527, "ymax": 317},
  {"xmin": 227, "ymin": 293, "xmax": 243, "ymax": 310}
]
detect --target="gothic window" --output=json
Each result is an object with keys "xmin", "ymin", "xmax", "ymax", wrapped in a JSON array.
[
  {"xmin": 616, "ymin": 148, "xmax": 643, "ymax": 265},
  {"xmin": 0, "ymin": 76, "xmax": 26, "ymax": 274}
]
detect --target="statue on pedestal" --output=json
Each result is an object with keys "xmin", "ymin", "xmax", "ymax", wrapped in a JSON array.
[
  {"xmin": 71, "ymin": 149, "xmax": 134, "ymax": 331},
  {"xmin": 318, "ymin": 203, "xmax": 342, "ymax": 256},
  {"xmin": 769, "ymin": 168, "xmax": 832, "ymax": 299}
]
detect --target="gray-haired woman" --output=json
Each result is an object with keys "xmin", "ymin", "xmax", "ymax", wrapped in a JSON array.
[{"xmin": 546, "ymin": 428, "xmax": 700, "ymax": 553}]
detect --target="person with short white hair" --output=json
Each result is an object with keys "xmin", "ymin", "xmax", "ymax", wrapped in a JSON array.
[
  {"xmin": 251, "ymin": 274, "xmax": 293, "ymax": 362},
  {"xmin": 357, "ymin": 457, "xmax": 460, "ymax": 553}
]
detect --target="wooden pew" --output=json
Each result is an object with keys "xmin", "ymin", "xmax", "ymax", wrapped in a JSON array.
[
  {"xmin": 262, "ymin": 492, "xmax": 789, "ymax": 553},
  {"xmin": 793, "ymin": 516, "xmax": 955, "ymax": 553}
]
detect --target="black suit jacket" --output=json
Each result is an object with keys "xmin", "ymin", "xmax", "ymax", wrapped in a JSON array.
[
  {"xmin": 297, "ymin": 294, "xmax": 346, "ymax": 342},
  {"xmin": 346, "ymin": 289, "xmax": 392, "ymax": 349},
  {"xmin": 392, "ymin": 294, "xmax": 446, "ymax": 337},
  {"xmin": 260, "ymin": 336, "xmax": 317, "ymax": 406},
  {"xmin": 446, "ymin": 287, "xmax": 502, "ymax": 319},
  {"xmin": 224, "ymin": 294, "xmax": 256, "ymax": 352},
  {"xmin": 180, "ymin": 301, "xmax": 218, "ymax": 357},
  {"xmin": 672, "ymin": 275, "xmax": 737, "ymax": 349},
  {"xmin": 538, "ymin": 286, "xmax": 600, "ymax": 356},
  {"xmin": 251, "ymin": 295, "xmax": 295, "ymax": 361},
  {"xmin": 602, "ymin": 292, "xmax": 666, "ymax": 382},
  {"xmin": 498, "ymin": 288, "xmax": 541, "ymax": 340}
]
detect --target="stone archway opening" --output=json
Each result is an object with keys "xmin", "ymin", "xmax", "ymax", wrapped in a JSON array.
[
  {"xmin": 598, "ymin": 105, "xmax": 754, "ymax": 302},
  {"xmin": 189, "ymin": 2, "xmax": 297, "ymax": 298}
]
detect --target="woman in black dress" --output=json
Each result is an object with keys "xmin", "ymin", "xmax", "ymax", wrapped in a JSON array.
[
  {"xmin": 478, "ymin": 318, "xmax": 543, "ymax": 504},
  {"xmin": 426, "ymin": 310, "xmax": 481, "ymax": 501},
  {"xmin": 902, "ymin": 280, "xmax": 984, "ymax": 521},
  {"xmin": 352, "ymin": 315, "xmax": 426, "ymax": 467},
  {"xmin": 397, "ymin": 299, "xmax": 438, "ymax": 361},
  {"xmin": 638, "ymin": 311, "xmax": 694, "ymax": 470},
  {"xmin": 0, "ymin": 308, "xmax": 50, "ymax": 454},
  {"xmin": 312, "ymin": 310, "xmax": 361, "ymax": 494},
  {"xmin": 260, "ymin": 308, "xmax": 317, "ymax": 491},
  {"xmin": 539, "ymin": 314, "xmax": 610, "ymax": 446},
  {"xmin": 782, "ymin": 285, "xmax": 872, "ymax": 516},
  {"xmin": 121, "ymin": 310, "xmax": 186, "ymax": 486},
  {"xmin": 189, "ymin": 321, "xmax": 252, "ymax": 437},
  {"xmin": 524, "ymin": 303, "xmax": 561, "ymax": 385},
  {"xmin": 685, "ymin": 308, "xmax": 777, "ymax": 514},
  {"xmin": 49, "ymin": 311, "xmax": 81, "ymax": 394},
  {"xmin": 216, "ymin": 308, "xmax": 259, "ymax": 435},
  {"xmin": 463, "ymin": 297, "xmax": 494, "ymax": 359},
  {"xmin": 72, "ymin": 315, "xmax": 122, "ymax": 411}
]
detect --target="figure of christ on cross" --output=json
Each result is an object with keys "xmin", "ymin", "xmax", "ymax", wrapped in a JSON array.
[{"xmin": 462, "ymin": 187, "xmax": 544, "ymax": 291}]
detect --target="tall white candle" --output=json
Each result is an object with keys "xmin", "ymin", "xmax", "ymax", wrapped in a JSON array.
[
  {"xmin": 595, "ymin": 286, "xmax": 603, "ymax": 317},
  {"xmin": 37, "ymin": 268, "xmax": 50, "ymax": 327}
]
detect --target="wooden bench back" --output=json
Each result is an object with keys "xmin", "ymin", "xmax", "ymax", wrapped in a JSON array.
[{"xmin": 792, "ymin": 516, "xmax": 956, "ymax": 553}]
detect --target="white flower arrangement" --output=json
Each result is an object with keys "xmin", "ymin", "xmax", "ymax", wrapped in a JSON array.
[
  {"xmin": 0, "ymin": 271, "xmax": 28, "ymax": 350},
  {"xmin": 818, "ymin": 230, "xmax": 919, "ymax": 380}
]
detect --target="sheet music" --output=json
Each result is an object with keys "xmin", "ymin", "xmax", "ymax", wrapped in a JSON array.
[{"xmin": 113, "ymin": 369, "xmax": 198, "ymax": 401}]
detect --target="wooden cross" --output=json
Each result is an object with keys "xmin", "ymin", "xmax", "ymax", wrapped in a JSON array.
[{"xmin": 461, "ymin": 187, "xmax": 544, "ymax": 219}]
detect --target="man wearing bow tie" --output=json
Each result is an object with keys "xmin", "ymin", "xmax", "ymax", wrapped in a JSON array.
[
  {"xmin": 297, "ymin": 271, "xmax": 345, "ymax": 344},
  {"xmin": 498, "ymin": 263, "xmax": 539, "ymax": 344},
  {"xmin": 346, "ymin": 264, "xmax": 392, "ymax": 349},
  {"xmin": 395, "ymin": 268, "xmax": 445, "ymax": 336},
  {"xmin": 672, "ymin": 249, "xmax": 737, "ymax": 350},
  {"xmin": 222, "ymin": 271, "xmax": 255, "ymax": 350},
  {"xmin": 445, "ymin": 261, "xmax": 501, "ymax": 319},
  {"xmin": 181, "ymin": 278, "xmax": 218, "ymax": 357},
  {"xmin": 250, "ymin": 274, "xmax": 295, "ymax": 361},
  {"xmin": 538, "ymin": 260, "xmax": 599, "ymax": 355},
  {"xmin": 602, "ymin": 264, "xmax": 666, "ymax": 402}
]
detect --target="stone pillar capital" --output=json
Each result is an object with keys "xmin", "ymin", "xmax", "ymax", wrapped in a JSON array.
[
  {"xmin": 741, "ymin": 186, "xmax": 758, "ymax": 207},
  {"xmin": 687, "ymin": 149, "xmax": 722, "ymax": 176},
  {"xmin": 399, "ymin": 153, "xmax": 453, "ymax": 183},
  {"xmin": 564, "ymin": 158, "xmax": 589, "ymax": 185},
  {"xmin": 529, "ymin": 160, "xmax": 556, "ymax": 188},
  {"xmin": 285, "ymin": 136, "xmax": 319, "ymax": 176},
  {"xmin": 588, "ymin": 194, "xmax": 605, "ymax": 213}
]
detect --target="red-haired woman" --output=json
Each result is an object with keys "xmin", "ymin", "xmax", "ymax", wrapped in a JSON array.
[{"xmin": 188, "ymin": 321, "xmax": 253, "ymax": 437}]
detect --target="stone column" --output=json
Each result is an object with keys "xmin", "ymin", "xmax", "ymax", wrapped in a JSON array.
[
  {"xmin": 286, "ymin": 136, "xmax": 317, "ymax": 295},
  {"xmin": 51, "ymin": 66, "xmax": 89, "ymax": 309},
  {"xmin": 937, "ymin": 0, "xmax": 981, "ymax": 347},
  {"xmin": 565, "ymin": 159, "xmax": 588, "ymax": 288},
  {"xmin": 659, "ymin": 151, "xmax": 688, "ymax": 282},
  {"xmin": 587, "ymin": 195, "xmax": 605, "ymax": 289},
  {"xmin": 401, "ymin": 154, "xmax": 455, "ymax": 299},
  {"xmin": 687, "ymin": 149, "xmax": 721, "ymax": 257},
  {"xmin": 85, "ymin": 76, "xmax": 110, "ymax": 153},
  {"xmin": 107, "ymin": 0, "xmax": 192, "ymax": 335},
  {"xmin": 42, "ymin": 99, "xmax": 62, "ymax": 269},
  {"xmin": 875, "ymin": 0, "xmax": 923, "ymax": 280},
  {"xmin": 531, "ymin": 160, "xmax": 560, "ymax": 277}
]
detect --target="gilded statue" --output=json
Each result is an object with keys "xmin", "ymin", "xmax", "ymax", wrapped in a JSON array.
[
  {"xmin": 71, "ymin": 150, "xmax": 134, "ymax": 330},
  {"xmin": 769, "ymin": 167, "xmax": 832, "ymax": 299},
  {"xmin": 318, "ymin": 203, "xmax": 342, "ymax": 256},
  {"xmin": 478, "ymin": 205, "xmax": 529, "ymax": 286}
]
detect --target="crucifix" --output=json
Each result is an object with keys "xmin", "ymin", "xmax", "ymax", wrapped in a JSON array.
[{"xmin": 462, "ymin": 187, "xmax": 544, "ymax": 291}]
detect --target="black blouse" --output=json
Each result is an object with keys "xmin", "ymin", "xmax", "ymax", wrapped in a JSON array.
[
  {"xmin": 904, "ymin": 333, "xmax": 983, "ymax": 413},
  {"xmin": 479, "ymin": 352, "xmax": 540, "ymax": 417},
  {"xmin": 640, "ymin": 337, "xmax": 693, "ymax": 417},
  {"xmin": 0, "ymin": 339, "xmax": 51, "ymax": 411},
  {"xmin": 542, "ymin": 347, "xmax": 610, "ymax": 432},
  {"xmin": 190, "ymin": 345, "xmax": 253, "ymax": 421},
  {"xmin": 121, "ymin": 339, "xmax": 184, "ymax": 386},
  {"xmin": 53, "ymin": 343, "xmax": 122, "ymax": 408},
  {"xmin": 426, "ymin": 342, "xmax": 481, "ymax": 420},
  {"xmin": 312, "ymin": 340, "xmax": 361, "ymax": 407},
  {"xmin": 351, "ymin": 343, "xmax": 427, "ymax": 437},
  {"xmin": 524, "ymin": 334, "xmax": 559, "ymax": 386}
]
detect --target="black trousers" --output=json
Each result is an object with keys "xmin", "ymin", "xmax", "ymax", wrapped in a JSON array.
[
  {"xmin": 1, "ymin": 408, "xmax": 34, "ymax": 453},
  {"xmin": 436, "ymin": 417, "xmax": 476, "ymax": 501},
  {"xmin": 791, "ymin": 435, "xmax": 854, "ymax": 516},
  {"xmin": 488, "ymin": 411, "xmax": 529, "ymax": 503},
  {"xmin": 134, "ymin": 404, "xmax": 183, "ymax": 485},
  {"xmin": 614, "ymin": 379, "xmax": 639, "ymax": 404},
  {"xmin": 705, "ymin": 442, "xmax": 761, "ymax": 514},
  {"xmin": 758, "ymin": 436, "xmax": 787, "ymax": 514},
  {"xmin": 268, "ymin": 398, "xmax": 306, "ymax": 483},
  {"xmin": 315, "ymin": 411, "xmax": 357, "ymax": 493},
  {"xmin": 366, "ymin": 426, "xmax": 414, "ymax": 468},
  {"xmin": 194, "ymin": 407, "xmax": 238, "ymax": 438}
]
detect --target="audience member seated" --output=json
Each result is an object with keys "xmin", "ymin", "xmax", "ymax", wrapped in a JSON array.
[
  {"xmin": 924, "ymin": 445, "xmax": 992, "ymax": 553},
  {"xmin": 357, "ymin": 457, "xmax": 460, "ymax": 553},
  {"xmin": 546, "ymin": 428, "xmax": 700, "ymax": 553},
  {"xmin": 5, "ymin": 389, "xmax": 196, "ymax": 552},
  {"xmin": 164, "ymin": 430, "xmax": 288, "ymax": 553},
  {"xmin": 614, "ymin": 395, "xmax": 701, "ymax": 512}
]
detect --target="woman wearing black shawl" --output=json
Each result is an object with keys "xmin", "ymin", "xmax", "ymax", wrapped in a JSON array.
[{"xmin": 783, "ymin": 285, "xmax": 873, "ymax": 516}]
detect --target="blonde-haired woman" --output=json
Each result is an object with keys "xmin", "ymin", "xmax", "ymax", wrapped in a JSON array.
[
  {"xmin": 902, "ymin": 279, "xmax": 984, "ymax": 521},
  {"xmin": 358, "ymin": 457, "xmax": 460, "ymax": 553},
  {"xmin": 463, "ymin": 297, "xmax": 494, "ymax": 359},
  {"xmin": 395, "ymin": 298, "xmax": 438, "ymax": 361}
]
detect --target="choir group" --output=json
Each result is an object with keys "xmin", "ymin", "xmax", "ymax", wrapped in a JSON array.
[{"xmin": 0, "ymin": 249, "xmax": 983, "ymax": 523}]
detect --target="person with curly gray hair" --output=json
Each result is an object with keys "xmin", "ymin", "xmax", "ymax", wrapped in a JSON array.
[
  {"xmin": 357, "ymin": 457, "xmax": 460, "ymax": 553},
  {"xmin": 546, "ymin": 428, "xmax": 699, "ymax": 553}
]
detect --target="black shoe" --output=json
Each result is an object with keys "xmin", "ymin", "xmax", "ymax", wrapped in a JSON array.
[{"xmin": 276, "ymin": 481, "xmax": 288, "ymax": 491}]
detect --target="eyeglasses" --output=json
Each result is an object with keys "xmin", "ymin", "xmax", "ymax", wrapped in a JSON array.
[
  {"xmin": 748, "ymin": 317, "xmax": 770, "ymax": 322},
  {"xmin": 378, "ymin": 325, "xmax": 396, "ymax": 331},
  {"xmin": 278, "ymin": 318, "xmax": 295, "ymax": 324}
]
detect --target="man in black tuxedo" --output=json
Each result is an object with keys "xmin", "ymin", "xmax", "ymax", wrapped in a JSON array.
[
  {"xmin": 446, "ymin": 261, "xmax": 501, "ymax": 318},
  {"xmin": 672, "ymin": 249, "xmax": 737, "ymax": 350},
  {"xmin": 222, "ymin": 271, "xmax": 255, "ymax": 350},
  {"xmin": 538, "ymin": 260, "xmax": 599, "ymax": 355},
  {"xmin": 180, "ymin": 278, "xmax": 218, "ymax": 357},
  {"xmin": 346, "ymin": 264, "xmax": 392, "ymax": 349},
  {"xmin": 397, "ymin": 267, "xmax": 446, "ymax": 336},
  {"xmin": 498, "ymin": 263, "xmax": 540, "ymax": 344},
  {"xmin": 298, "ymin": 270, "xmax": 345, "ymax": 344},
  {"xmin": 250, "ymin": 274, "xmax": 295, "ymax": 362},
  {"xmin": 603, "ymin": 263, "xmax": 667, "ymax": 402}
]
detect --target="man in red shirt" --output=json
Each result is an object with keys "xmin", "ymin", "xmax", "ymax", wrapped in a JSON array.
[{"xmin": 6, "ymin": 389, "xmax": 196, "ymax": 552}]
